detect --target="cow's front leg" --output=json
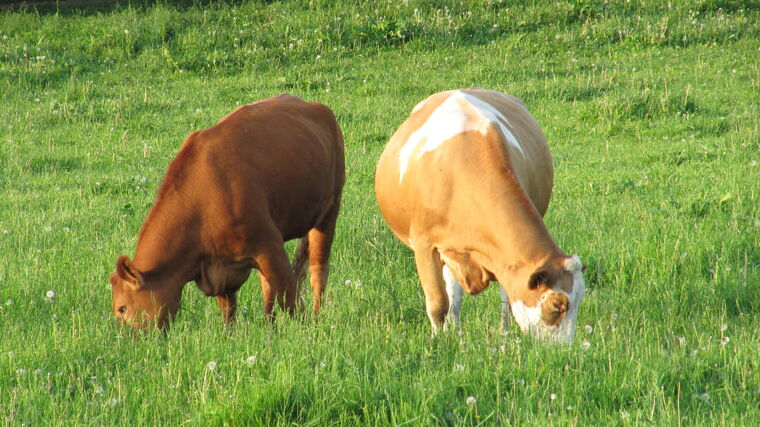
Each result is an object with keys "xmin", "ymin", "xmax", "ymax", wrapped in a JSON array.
[
  {"xmin": 442, "ymin": 265, "xmax": 463, "ymax": 331},
  {"xmin": 499, "ymin": 285, "xmax": 512, "ymax": 331},
  {"xmin": 413, "ymin": 243, "xmax": 448, "ymax": 334},
  {"xmin": 255, "ymin": 242, "xmax": 298, "ymax": 320},
  {"xmin": 216, "ymin": 291, "xmax": 237, "ymax": 324}
]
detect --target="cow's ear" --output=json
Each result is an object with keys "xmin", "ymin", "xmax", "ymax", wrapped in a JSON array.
[
  {"xmin": 116, "ymin": 255, "xmax": 144, "ymax": 290},
  {"xmin": 528, "ymin": 269, "xmax": 550, "ymax": 290}
]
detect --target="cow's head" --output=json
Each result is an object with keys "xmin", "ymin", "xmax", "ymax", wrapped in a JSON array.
[
  {"xmin": 109, "ymin": 255, "xmax": 181, "ymax": 329},
  {"xmin": 505, "ymin": 255, "xmax": 586, "ymax": 343}
]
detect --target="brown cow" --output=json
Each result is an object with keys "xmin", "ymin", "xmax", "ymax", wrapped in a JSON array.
[
  {"xmin": 375, "ymin": 88, "xmax": 585, "ymax": 343},
  {"xmin": 109, "ymin": 94, "xmax": 345, "ymax": 329}
]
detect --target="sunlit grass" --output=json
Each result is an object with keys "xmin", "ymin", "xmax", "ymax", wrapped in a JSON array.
[{"xmin": 0, "ymin": 0, "xmax": 758, "ymax": 425}]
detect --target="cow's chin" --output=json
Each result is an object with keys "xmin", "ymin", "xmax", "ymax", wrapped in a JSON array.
[{"xmin": 510, "ymin": 301, "xmax": 578, "ymax": 344}]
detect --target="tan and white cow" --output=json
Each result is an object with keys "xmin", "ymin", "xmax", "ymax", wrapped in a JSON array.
[
  {"xmin": 375, "ymin": 88, "xmax": 585, "ymax": 343},
  {"xmin": 109, "ymin": 94, "xmax": 345, "ymax": 329}
]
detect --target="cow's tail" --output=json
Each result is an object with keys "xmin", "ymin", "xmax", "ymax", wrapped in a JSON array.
[{"xmin": 292, "ymin": 236, "xmax": 310, "ymax": 311}]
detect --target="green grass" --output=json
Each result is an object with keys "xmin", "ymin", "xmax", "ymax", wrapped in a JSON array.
[{"xmin": 1, "ymin": 0, "xmax": 758, "ymax": 425}]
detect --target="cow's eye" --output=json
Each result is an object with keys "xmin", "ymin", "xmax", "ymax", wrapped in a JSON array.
[{"xmin": 117, "ymin": 306, "xmax": 127, "ymax": 315}]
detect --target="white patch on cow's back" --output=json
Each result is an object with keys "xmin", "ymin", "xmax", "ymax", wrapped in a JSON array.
[
  {"xmin": 460, "ymin": 94, "xmax": 525, "ymax": 158},
  {"xmin": 410, "ymin": 99, "xmax": 427, "ymax": 115},
  {"xmin": 398, "ymin": 91, "xmax": 525, "ymax": 182}
]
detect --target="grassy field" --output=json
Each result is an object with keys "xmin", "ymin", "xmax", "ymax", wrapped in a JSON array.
[{"xmin": 1, "ymin": 0, "xmax": 758, "ymax": 425}]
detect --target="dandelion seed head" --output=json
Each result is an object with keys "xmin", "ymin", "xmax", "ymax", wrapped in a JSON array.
[
  {"xmin": 466, "ymin": 396, "xmax": 477, "ymax": 405},
  {"xmin": 206, "ymin": 361, "xmax": 217, "ymax": 371}
]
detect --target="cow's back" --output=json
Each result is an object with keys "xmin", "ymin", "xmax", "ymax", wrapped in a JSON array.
[
  {"xmin": 375, "ymin": 89, "xmax": 552, "ymax": 244},
  {"xmin": 167, "ymin": 95, "xmax": 344, "ymax": 243}
]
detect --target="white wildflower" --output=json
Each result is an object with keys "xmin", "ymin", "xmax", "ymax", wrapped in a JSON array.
[
  {"xmin": 45, "ymin": 290, "xmax": 56, "ymax": 301},
  {"xmin": 550, "ymin": 393, "xmax": 557, "ymax": 400},
  {"xmin": 582, "ymin": 340, "xmax": 591, "ymax": 350},
  {"xmin": 584, "ymin": 324, "xmax": 593, "ymax": 334},
  {"xmin": 206, "ymin": 361, "xmax": 217, "ymax": 371},
  {"xmin": 466, "ymin": 396, "xmax": 477, "ymax": 405},
  {"xmin": 246, "ymin": 355, "xmax": 257, "ymax": 365}
]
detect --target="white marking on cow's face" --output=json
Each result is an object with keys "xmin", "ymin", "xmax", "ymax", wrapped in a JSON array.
[
  {"xmin": 397, "ymin": 91, "xmax": 525, "ymax": 182},
  {"xmin": 510, "ymin": 255, "xmax": 586, "ymax": 344}
]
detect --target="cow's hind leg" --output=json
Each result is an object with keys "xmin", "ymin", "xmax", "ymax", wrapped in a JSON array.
[
  {"xmin": 306, "ymin": 201, "xmax": 340, "ymax": 315},
  {"xmin": 442, "ymin": 265, "xmax": 463, "ymax": 331},
  {"xmin": 256, "ymin": 242, "xmax": 298, "ymax": 320},
  {"xmin": 414, "ymin": 242, "xmax": 448, "ymax": 334}
]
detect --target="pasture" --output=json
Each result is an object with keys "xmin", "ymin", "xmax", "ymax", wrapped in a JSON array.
[{"xmin": 0, "ymin": 0, "xmax": 758, "ymax": 425}]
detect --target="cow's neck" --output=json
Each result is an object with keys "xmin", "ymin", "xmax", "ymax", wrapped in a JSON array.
[
  {"xmin": 132, "ymin": 195, "xmax": 201, "ymax": 284},
  {"xmin": 474, "ymin": 180, "xmax": 563, "ymax": 279}
]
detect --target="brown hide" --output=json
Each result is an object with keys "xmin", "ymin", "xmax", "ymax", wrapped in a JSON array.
[
  {"xmin": 375, "ymin": 88, "xmax": 576, "ymax": 332},
  {"xmin": 110, "ymin": 94, "xmax": 345, "ymax": 328}
]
